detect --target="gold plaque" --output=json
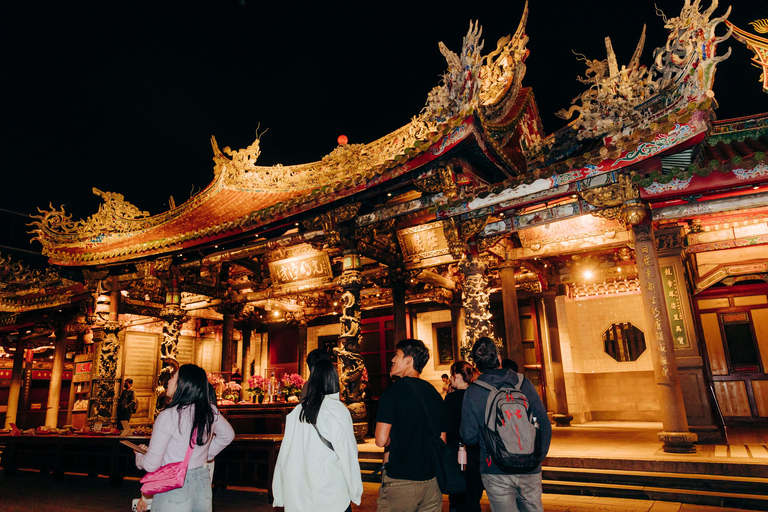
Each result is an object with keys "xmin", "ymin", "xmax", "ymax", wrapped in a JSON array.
[
  {"xmin": 397, "ymin": 221, "xmax": 454, "ymax": 269},
  {"xmin": 268, "ymin": 250, "xmax": 333, "ymax": 293}
]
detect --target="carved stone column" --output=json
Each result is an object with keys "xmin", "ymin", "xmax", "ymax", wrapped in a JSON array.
[
  {"xmin": 633, "ymin": 223, "xmax": 697, "ymax": 453},
  {"xmin": 450, "ymin": 292, "xmax": 465, "ymax": 363},
  {"xmin": 44, "ymin": 325, "xmax": 68, "ymax": 427},
  {"xmin": 335, "ymin": 250, "xmax": 367, "ymax": 440},
  {"xmin": 4, "ymin": 336, "xmax": 25, "ymax": 429},
  {"xmin": 540, "ymin": 294, "xmax": 572, "ymax": 427},
  {"xmin": 155, "ymin": 302, "xmax": 186, "ymax": 415},
  {"xmin": 460, "ymin": 259, "xmax": 494, "ymax": 359},
  {"xmin": 91, "ymin": 279, "xmax": 123, "ymax": 426},
  {"xmin": 499, "ymin": 261, "xmax": 524, "ymax": 369}
]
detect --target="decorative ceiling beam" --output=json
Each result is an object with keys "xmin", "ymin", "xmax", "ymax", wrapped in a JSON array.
[
  {"xmin": 177, "ymin": 230, "xmax": 326, "ymax": 270},
  {"xmin": 652, "ymin": 190, "xmax": 768, "ymax": 222}
]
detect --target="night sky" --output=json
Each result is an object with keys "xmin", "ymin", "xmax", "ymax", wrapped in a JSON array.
[{"xmin": 1, "ymin": 0, "xmax": 765, "ymax": 261}]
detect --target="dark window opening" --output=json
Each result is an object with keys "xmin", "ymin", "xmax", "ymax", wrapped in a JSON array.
[
  {"xmin": 722, "ymin": 317, "xmax": 760, "ymax": 372},
  {"xmin": 603, "ymin": 322, "xmax": 646, "ymax": 362}
]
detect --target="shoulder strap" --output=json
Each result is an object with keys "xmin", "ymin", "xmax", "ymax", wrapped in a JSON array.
[
  {"xmin": 403, "ymin": 378, "xmax": 440, "ymax": 437},
  {"xmin": 183, "ymin": 428, "xmax": 198, "ymax": 465},
  {"xmin": 312, "ymin": 422, "xmax": 335, "ymax": 452}
]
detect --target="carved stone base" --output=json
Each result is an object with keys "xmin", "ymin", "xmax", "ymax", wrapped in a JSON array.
[
  {"xmin": 347, "ymin": 401, "xmax": 367, "ymax": 422},
  {"xmin": 353, "ymin": 422, "xmax": 368, "ymax": 442},
  {"xmin": 657, "ymin": 431, "xmax": 698, "ymax": 453},
  {"xmin": 553, "ymin": 414, "xmax": 573, "ymax": 427}
]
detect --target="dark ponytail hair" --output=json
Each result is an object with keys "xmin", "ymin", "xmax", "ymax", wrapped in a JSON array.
[
  {"xmin": 166, "ymin": 364, "xmax": 217, "ymax": 447},
  {"xmin": 450, "ymin": 360, "xmax": 475, "ymax": 385},
  {"xmin": 299, "ymin": 359, "xmax": 339, "ymax": 425}
]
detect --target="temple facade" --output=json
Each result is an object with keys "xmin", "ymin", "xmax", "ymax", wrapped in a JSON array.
[{"xmin": 2, "ymin": 0, "xmax": 768, "ymax": 453}]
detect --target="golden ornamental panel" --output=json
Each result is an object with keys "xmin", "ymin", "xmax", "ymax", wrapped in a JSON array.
[
  {"xmin": 396, "ymin": 221, "xmax": 456, "ymax": 270},
  {"xmin": 267, "ymin": 250, "xmax": 333, "ymax": 294}
]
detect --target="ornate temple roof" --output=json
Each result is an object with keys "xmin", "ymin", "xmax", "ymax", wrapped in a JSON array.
[
  {"xmin": 31, "ymin": 10, "xmax": 537, "ymax": 267},
  {"xmin": 29, "ymin": 1, "xmax": 737, "ymax": 271}
]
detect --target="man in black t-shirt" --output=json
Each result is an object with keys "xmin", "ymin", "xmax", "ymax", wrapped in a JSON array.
[{"xmin": 375, "ymin": 338, "xmax": 446, "ymax": 512}]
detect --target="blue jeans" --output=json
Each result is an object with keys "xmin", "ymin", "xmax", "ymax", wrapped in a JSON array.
[
  {"xmin": 152, "ymin": 465, "xmax": 212, "ymax": 512},
  {"xmin": 480, "ymin": 472, "xmax": 543, "ymax": 512}
]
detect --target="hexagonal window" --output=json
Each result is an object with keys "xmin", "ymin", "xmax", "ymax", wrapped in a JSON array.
[{"xmin": 603, "ymin": 322, "xmax": 646, "ymax": 362}]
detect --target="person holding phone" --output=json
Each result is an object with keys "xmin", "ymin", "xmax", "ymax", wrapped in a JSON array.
[{"xmin": 132, "ymin": 364, "xmax": 234, "ymax": 512}]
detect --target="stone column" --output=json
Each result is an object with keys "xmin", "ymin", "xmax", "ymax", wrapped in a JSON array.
[
  {"xmin": 44, "ymin": 326, "xmax": 68, "ymax": 427},
  {"xmin": 4, "ymin": 337, "xmax": 25, "ymax": 429},
  {"xmin": 241, "ymin": 326, "xmax": 252, "ymax": 398},
  {"xmin": 540, "ymin": 294, "xmax": 572, "ymax": 427},
  {"xmin": 221, "ymin": 309, "xmax": 236, "ymax": 377},
  {"xmin": 66, "ymin": 331, "xmax": 86, "ymax": 426},
  {"xmin": 392, "ymin": 275, "xmax": 408, "ymax": 344},
  {"xmin": 499, "ymin": 261, "xmax": 524, "ymax": 369},
  {"xmin": 460, "ymin": 259, "xmax": 493, "ymax": 359},
  {"xmin": 155, "ymin": 302, "xmax": 185, "ymax": 415},
  {"xmin": 336, "ymin": 250, "xmax": 367, "ymax": 440},
  {"xmin": 450, "ymin": 292, "xmax": 465, "ymax": 363},
  {"xmin": 90, "ymin": 279, "xmax": 123, "ymax": 426},
  {"xmin": 633, "ymin": 223, "xmax": 697, "ymax": 453}
]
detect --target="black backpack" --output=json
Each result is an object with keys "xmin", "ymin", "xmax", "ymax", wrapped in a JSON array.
[{"xmin": 472, "ymin": 374, "xmax": 541, "ymax": 473}]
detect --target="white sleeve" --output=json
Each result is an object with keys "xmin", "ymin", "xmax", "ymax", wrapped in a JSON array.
[
  {"xmin": 135, "ymin": 410, "xmax": 173, "ymax": 472},
  {"xmin": 327, "ymin": 406, "xmax": 363, "ymax": 505}
]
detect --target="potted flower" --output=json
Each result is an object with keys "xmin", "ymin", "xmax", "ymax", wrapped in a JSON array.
[
  {"xmin": 222, "ymin": 381, "xmax": 242, "ymax": 402},
  {"xmin": 281, "ymin": 373, "xmax": 306, "ymax": 402},
  {"xmin": 248, "ymin": 374, "xmax": 268, "ymax": 404}
]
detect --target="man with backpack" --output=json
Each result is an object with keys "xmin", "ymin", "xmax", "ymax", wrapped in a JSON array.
[{"xmin": 460, "ymin": 337, "xmax": 552, "ymax": 512}]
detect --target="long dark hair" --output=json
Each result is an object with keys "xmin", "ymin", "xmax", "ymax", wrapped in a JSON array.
[
  {"xmin": 166, "ymin": 364, "xmax": 217, "ymax": 446},
  {"xmin": 299, "ymin": 359, "xmax": 339, "ymax": 425}
]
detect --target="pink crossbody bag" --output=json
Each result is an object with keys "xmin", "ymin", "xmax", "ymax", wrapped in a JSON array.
[{"xmin": 140, "ymin": 429, "xmax": 197, "ymax": 494}]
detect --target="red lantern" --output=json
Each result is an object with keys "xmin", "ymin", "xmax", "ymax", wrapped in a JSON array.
[{"xmin": 337, "ymin": 135, "xmax": 348, "ymax": 145}]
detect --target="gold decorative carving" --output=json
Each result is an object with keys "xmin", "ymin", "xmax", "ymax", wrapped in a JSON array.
[
  {"xmin": 30, "ymin": 188, "xmax": 149, "ymax": 239},
  {"xmin": 580, "ymin": 174, "xmax": 639, "ymax": 208},
  {"xmin": 414, "ymin": 165, "xmax": 458, "ymax": 199},
  {"xmin": 460, "ymin": 216, "xmax": 489, "ymax": 240},
  {"xmin": 591, "ymin": 206, "xmax": 623, "ymax": 221}
]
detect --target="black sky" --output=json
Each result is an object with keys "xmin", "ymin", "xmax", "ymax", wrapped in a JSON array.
[{"xmin": 1, "ymin": 0, "xmax": 766, "ymax": 256}]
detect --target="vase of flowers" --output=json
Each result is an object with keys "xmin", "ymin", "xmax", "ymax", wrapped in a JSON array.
[
  {"xmin": 223, "ymin": 381, "xmax": 242, "ymax": 402},
  {"xmin": 248, "ymin": 374, "xmax": 268, "ymax": 404},
  {"xmin": 207, "ymin": 372, "xmax": 225, "ymax": 400},
  {"xmin": 281, "ymin": 373, "xmax": 306, "ymax": 402}
]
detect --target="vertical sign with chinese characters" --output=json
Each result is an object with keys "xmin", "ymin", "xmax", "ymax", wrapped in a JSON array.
[
  {"xmin": 661, "ymin": 265, "xmax": 690, "ymax": 349},
  {"xmin": 633, "ymin": 224, "xmax": 676, "ymax": 385}
]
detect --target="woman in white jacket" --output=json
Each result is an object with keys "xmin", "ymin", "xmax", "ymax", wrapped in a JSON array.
[{"xmin": 272, "ymin": 359, "xmax": 363, "ymax": 512}]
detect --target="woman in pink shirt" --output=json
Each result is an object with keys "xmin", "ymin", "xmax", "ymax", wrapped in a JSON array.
[{"xmin": 134, "ymin": 364, "xmax": 235, "ymax": 512}]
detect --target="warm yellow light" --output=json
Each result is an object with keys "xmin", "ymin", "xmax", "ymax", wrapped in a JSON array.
[
  {"xmin": 584, "ymin": 270, "xmax": 594, "ymax": 279},
  {"xmin": 273, "ymin": 311, "xmax": 280, "ymax": 317}
]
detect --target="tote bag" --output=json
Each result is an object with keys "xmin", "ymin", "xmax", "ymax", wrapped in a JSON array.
[
  {"xmin": 140, "ymin": 429, "xmax": 197, "ymax": 494},
  {"xmin": 404, "ymin": 379, "xmax": 465, "ymax": 495}
]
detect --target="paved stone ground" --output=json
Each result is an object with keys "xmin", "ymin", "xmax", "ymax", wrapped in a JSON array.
[{"xmin": 0, "ymin": 471, "xmax": 759, "ymax": 512}]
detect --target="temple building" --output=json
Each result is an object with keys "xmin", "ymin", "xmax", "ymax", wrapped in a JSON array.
[{"xmin": 3, "ymin": 0, "xmax": 768, "ymax": 454}]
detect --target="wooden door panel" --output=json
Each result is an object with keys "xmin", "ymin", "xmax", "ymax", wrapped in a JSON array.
[
  {"xmin": 700, "ymin": 313, "xmax": 728, "ymax": 375},
  {"xmin": 752, "ymin": 380, "xmax": 768, "ymax": 417},
  {"xmin": 714, "ymin": 381, "xmax": 751, "ymax": 417},
  {"xmin": 751, "ymin": 308, "xmax": 768, "ymax": 374}
]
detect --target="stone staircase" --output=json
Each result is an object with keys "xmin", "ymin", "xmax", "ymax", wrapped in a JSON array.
[
  {"xmin": 542, "ymin": 457, "xmax": 768, "ymax": 510},
  {"xmin": 357, "ymin": 448, "xmax": 768, "ymax": 510}
]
